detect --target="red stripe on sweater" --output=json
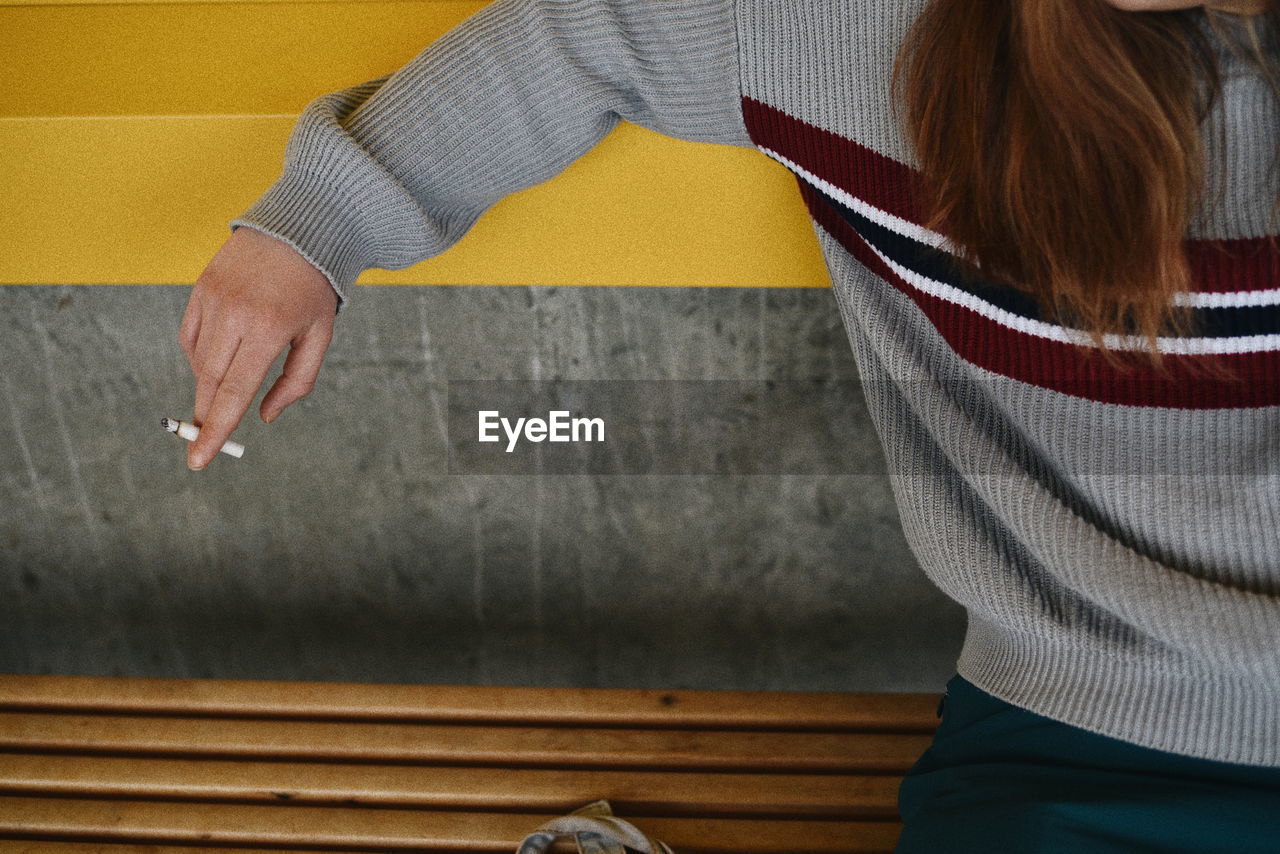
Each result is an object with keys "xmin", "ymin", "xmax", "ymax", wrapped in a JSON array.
[
  {"xmin": 1186, "ymin": 238, "xmax": 1280, "ymax": 295},
  {"xmin": 799, "ymin": 179, "xmax": 1279, "ymax": 409},
  {"xmin": 743, "ymin": 96, "xmax": 1279, "ymax": 295},
  {"xmin": 742, "ymin": 96, "xmax": 926, "ymax": 225}
]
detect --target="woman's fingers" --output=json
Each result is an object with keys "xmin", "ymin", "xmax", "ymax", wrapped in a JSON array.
[
  {"xmin": 260, "ymin": 320, "xmax": 334, "ymax": 424},
  {"xmin": 178, "ymin": 291, "xmax": 203, "ymax": 372},
  {"xmin": 189, "ymin": 337, "xmax": 281, "ymax": 470},
  {"xmin": 191, "ymin": 315, "xmax": 243, "ymax": 429}
]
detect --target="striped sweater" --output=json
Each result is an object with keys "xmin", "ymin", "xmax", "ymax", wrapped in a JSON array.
[{"xmin": 230, "ymin": 0, "xmax": 1280, "ymax": 766}]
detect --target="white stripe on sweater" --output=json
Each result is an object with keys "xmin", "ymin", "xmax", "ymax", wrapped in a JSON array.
[{"xmin": 759, "ymin": 146, "xmax": 1280, "ymax": 353}]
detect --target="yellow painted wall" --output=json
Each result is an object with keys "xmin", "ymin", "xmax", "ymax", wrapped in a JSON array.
[{"xmin": 0, "ymin": 0, "xmax": 828, "ymax": 288}]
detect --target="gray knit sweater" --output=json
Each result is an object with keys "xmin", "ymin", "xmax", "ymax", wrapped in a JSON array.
[{"xmin": 230, "ymin": 0, "xmax": 1280, "ymax": 767}]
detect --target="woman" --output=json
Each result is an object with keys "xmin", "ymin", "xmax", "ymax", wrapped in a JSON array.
[{"xmin": 180, "ymin": 0, "xmax": 1280, "ymax": 850}]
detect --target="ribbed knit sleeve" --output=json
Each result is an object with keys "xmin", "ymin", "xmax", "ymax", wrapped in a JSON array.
[{"xmin": 229, "ymin": 0, "xmax": 754, "ymax": 310}]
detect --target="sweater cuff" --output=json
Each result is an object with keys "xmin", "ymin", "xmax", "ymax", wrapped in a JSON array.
[{"xmin": 229, "ymin": 166, "xmax": 377, "ymax": 314}]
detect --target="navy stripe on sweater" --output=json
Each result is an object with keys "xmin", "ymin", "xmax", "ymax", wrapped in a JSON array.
[{"xmin": 836, "ymin": 194, "xmax": 1280, "ymax": 339}]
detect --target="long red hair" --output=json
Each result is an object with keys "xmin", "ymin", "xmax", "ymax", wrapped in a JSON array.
[{"xmin": 892, "ymin": 0, "xmax": 1279, "ymax": 373}]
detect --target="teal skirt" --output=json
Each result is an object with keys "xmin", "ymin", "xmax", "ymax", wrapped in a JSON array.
[{"xmin": 893, "ymin": 674, "xmax": 1280, "ymax": 853}]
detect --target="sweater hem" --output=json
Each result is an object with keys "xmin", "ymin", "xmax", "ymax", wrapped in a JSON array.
[{"xmin": 956, "ymin": 615, "xmax": 1280, "ymax": 768}]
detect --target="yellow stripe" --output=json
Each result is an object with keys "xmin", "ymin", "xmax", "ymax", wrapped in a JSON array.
[
  {"xmin": 1, "ymin": 116, "xmax": 827, "ymax": 286},
  {"xmin": 1, "ymin": 0, "xmax": 827, "ymax": 287},
  {"xmin": 0, "ymin": 2, "xmax": 488, "ymax": 117}
]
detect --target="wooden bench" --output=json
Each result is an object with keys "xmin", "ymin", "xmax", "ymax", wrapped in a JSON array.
[{"xmin": 0, "ymin": 676, "xmax": 941, "ymax": 853}]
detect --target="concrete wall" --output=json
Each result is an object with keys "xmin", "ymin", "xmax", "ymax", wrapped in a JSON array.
[{"xmin": 0, "ymin": 283, "xmax": 966, "ymax": 691}]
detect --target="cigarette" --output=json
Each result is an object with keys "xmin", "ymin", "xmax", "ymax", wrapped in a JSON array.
[{"xmin": 161, "ymin": 417, "xmax": 244, "ymax": 459}]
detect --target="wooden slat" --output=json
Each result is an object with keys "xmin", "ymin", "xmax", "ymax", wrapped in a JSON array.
[
  {"xmin": 0, "ymin": 678, "xmax": 930, "ymax": 853},
  {"xmin": 0, "ymin": 713, "xmax": 931, "ymax": 773},
  {"xmin": 0, "ymin": 845, "xmax": 345, "ymax": 854},
  {"xmin": 0, "ymin": 842, "xmax": 588, "ymax": 854},
  {"xmin": 0, "ymin": 846, "xmax": 590, "ymax": 854},
  {"xmin": 0, "ymin": 754, "xmax": 901, "ymax": 818},
  {"xmin": 0, "ymin": 797, "xmax": 903, "ymax": 853},
  {"xmin": 0, "ymin": 677, "xmax": 940, "ymax": 732}
]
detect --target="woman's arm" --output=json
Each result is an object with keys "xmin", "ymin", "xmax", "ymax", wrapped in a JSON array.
[{"xmin": 180, "ymin": 0, "xmax": 751, "ymax": 470}]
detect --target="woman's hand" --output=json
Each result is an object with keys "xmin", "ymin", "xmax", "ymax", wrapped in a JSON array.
[{"xmin": 179, "ymin": 226, "xmax": 337, "ymax": 470}]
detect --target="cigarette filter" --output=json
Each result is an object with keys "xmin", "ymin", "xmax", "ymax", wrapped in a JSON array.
[{"xmin": 161, "ymin": 417, "xmax": 245, "ymax": 459}]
